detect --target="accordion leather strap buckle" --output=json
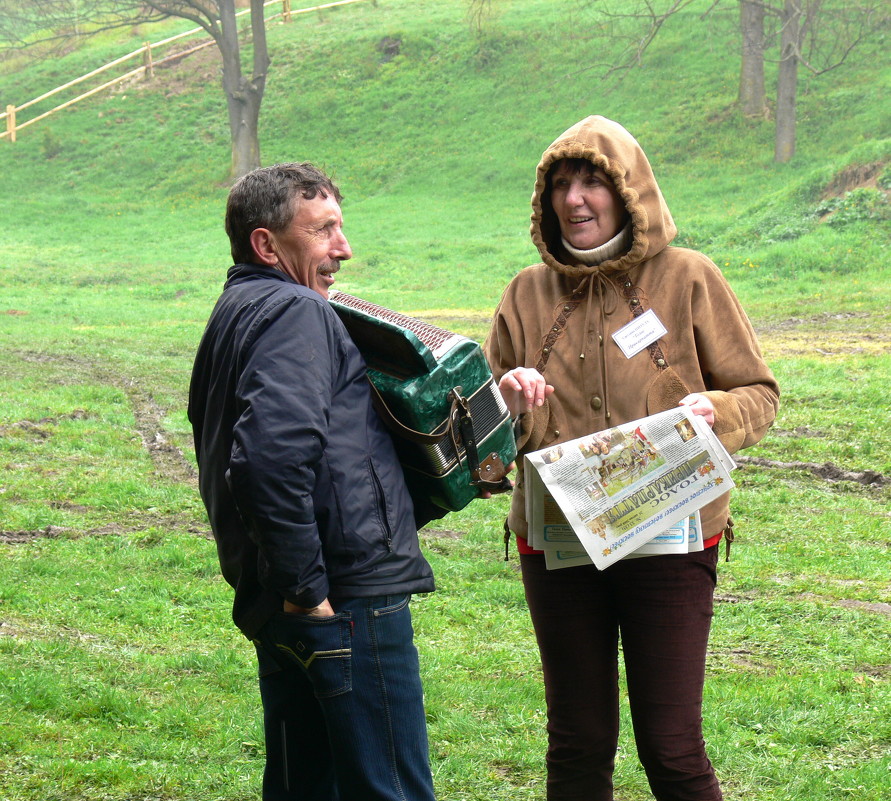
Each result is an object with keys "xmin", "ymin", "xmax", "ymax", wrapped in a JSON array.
[
  {"xmin": 474, "ymin": 451, "xmax": 511, "ymax": 490},
  {"xmin": 448, "ymin": 387, "xmax": 512, "ymax": 494}
]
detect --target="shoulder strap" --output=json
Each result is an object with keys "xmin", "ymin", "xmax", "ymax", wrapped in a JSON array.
[
  {"xmin": 618, "ymin": 273, "xmax": 670, "ymax": 372},
  {"xmin": 367, "ymin": 379, "xmax": 443, "ymax": 445},
  {"xmin": 535, "ymin": 295, "xmax": 584, "ymax": 373}
]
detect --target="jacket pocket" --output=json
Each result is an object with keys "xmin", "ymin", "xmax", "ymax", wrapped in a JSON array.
[
  {"xmin": 516, "ymin": 400, "xmax": 557, "ymax": 455},
  {"xmin": 367, "ymin": 456, "xmax": 394, "ymax": 551},
  {"xmin": 645, "ymin": 367, "xmax": 691, "ymax": 416}
]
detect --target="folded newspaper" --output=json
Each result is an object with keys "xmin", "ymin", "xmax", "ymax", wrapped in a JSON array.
[{"xmin": 524, "ymin": 407, "xmax": 736, "ymax": 570}]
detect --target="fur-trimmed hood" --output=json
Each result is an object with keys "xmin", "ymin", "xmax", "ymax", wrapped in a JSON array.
[{"xmin": 531, "ymin": 115, "xmax": 677, "ymax": 280}]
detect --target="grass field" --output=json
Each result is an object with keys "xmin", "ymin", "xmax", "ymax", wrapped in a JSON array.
[{"xmin": 0, "ymin": 1, "xmax": 889, "ymax": 799}]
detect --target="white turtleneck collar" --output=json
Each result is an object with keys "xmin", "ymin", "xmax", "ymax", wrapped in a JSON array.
[{"xmin": 561, "ymin": 221, "xmax": 632, "ymax": 266}]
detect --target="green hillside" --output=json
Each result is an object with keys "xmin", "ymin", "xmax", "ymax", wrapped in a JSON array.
[
  {"xmin": 0, "ymin": 2, "xmax": 889, "ymax": 799},
  {"xmin": 1, "ymin": 0, "xmax": 888, "ymax": 316}
]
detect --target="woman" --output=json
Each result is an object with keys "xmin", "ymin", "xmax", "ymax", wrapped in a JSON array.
[{"xmin": 484, "ymin": 116, "xmax": 779, "ymax": 801}]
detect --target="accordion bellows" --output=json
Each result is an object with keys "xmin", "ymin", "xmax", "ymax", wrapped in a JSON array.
[{"xmin": 329, "ymin": 290, "xmax": 516, "ymax": 513}]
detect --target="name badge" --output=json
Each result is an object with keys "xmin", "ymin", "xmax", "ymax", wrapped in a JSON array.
[{"xmin": 611, "ymin": 309, "xmax": 667, "ymax": 359}]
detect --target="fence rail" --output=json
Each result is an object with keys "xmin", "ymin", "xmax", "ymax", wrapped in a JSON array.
[{"xmin": 1, "ymin": 0, "xmax": 368, "ymax": 142}]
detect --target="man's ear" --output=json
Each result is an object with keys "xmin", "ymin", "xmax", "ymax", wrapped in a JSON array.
[{"xmin": 249, "ymin": 228, "xmax": 279, "ymax": 266}]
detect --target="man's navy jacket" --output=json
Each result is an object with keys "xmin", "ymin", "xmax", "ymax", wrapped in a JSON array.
[{"xmin": 189, "ymin": 264, "xmax": 435, "ymax": 639}]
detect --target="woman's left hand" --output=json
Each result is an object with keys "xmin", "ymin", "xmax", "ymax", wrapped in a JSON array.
[{"xmin": 678, "ymin": 393, "xmax": 715, "ymax": 428}]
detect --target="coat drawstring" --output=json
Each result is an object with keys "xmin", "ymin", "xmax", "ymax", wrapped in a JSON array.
[{"xmin": 578, "ymin": 271, "xmax": 621, "ymax": 425}]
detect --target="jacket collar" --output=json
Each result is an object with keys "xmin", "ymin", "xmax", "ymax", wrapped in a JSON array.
[{"xmin": 225, "ymin": 262, "xmax": 294, "ymax": 288}]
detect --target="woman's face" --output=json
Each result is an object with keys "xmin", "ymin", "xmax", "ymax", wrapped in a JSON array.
[{"xmin": 549, "ymin": 161, "xmax": 626, "ymax": 251}]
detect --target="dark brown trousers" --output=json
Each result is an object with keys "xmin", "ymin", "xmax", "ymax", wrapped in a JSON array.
[{"xmin": 520, "ymin": 547, "xmax": 723, "ymax": 801}]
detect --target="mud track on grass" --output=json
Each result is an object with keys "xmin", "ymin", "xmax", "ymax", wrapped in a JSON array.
[
  {"xmin": 742, "ymin": 309, "xmax": 891, "ymax": 487},
  {"xmin": 1, "ymin": 351, "xmax": 203, "ymax": 543},
  {"xmin": 9, "ymin": 351, "xmax": 197, "ymax": 486},
  {"xmin": 734, "ymin": 455, "xmax": 889, "ymax": 487}
]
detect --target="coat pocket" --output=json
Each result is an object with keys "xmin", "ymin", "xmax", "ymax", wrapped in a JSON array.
[
  {"xmin": 645, "ymin": 367, "xmax": 691, "ymax": 416},
  {"xmin": 516, "ymin": 400, "xmax": 557, "ymax": 455}
]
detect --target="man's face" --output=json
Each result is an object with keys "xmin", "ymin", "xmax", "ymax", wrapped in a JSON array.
[{"xmin": 269, "ymin": 193, "xmax": 352, "ymax": 299}]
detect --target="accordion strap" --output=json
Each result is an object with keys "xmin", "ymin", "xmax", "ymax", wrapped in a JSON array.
[{"xmin": 367, "ymin": 380, "xmax": 444, "ymax": 445}]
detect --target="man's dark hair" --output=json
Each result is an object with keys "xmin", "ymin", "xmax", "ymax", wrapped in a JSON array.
[{"xmin": 225, "ymin": 162, "xmax": 343, "ymax": 264}]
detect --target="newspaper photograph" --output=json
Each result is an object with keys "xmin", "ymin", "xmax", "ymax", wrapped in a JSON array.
[{"xmin": 524, "ymin": 407, "xmax": 735, "ymax": 570}]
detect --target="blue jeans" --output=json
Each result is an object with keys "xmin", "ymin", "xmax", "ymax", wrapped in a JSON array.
[{"xmin": 253, "ymin": 594, "xmax": 436, "ymax": 801}]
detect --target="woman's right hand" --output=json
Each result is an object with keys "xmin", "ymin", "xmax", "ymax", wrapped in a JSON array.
[{"xmin": 498, "ymin": 367, "xmax": 554, "ymax": 416}]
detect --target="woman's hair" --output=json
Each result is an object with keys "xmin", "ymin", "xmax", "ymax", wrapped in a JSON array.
[
  {"xmin": 225, "ymin": 162, "xmax": 343, "ymax": 264},
  {"xmin": 541, "ymin": 158, "xmax": 600, "ymax": 218},
  {"xmin": 547, "ymin": 157, "xmax": 598, "ymax": 181}
]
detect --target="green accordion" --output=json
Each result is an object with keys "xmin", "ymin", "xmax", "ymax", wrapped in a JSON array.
[{"xmin": 328, "ymin": 290, "xmax": 516, "ymax": 513}]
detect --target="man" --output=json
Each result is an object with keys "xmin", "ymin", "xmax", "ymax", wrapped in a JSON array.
[{"xmin": 188, "ymin": 162, "xmax": 437, "ymax": 801}]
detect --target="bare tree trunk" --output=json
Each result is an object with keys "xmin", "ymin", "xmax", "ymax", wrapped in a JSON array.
[
  {"xmin": 775, "ymin": 0, "xmax": 801, "ymax": 162},
  {"xmin": 227, "ymin": 85, "xmax": 263, "ymax": 179},
  {"xmin": 738, "ymin": 0, "xmax": 767, "ymax": 116},
  {"xmin": 217, "ymin": 0, "xmax": 269, "ymax": 179}
]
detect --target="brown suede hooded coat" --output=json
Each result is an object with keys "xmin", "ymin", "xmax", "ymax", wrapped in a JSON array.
[{"xmin": 484, "ymin": 116, "xmax": 779, "ymax": 543}]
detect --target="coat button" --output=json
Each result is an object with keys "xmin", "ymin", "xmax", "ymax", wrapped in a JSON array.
[
  {"xmin": 656, "ymin": 358, "xmax": 666, "ymax": 367},
  {"xmin": 591, "ymin": 396, "xmax": 603, "ymax": 410}
]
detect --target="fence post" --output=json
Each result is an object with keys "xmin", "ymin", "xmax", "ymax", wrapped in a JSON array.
[
  {"xmin": 283, "ymin": 0, "xmax": 292, "ymax": 22},
  {"xmin": 143, "ymin": 42, "xmax": 154, "ymax": 79},
  {"xmin": 6, "ymin": 105, "xmax": 14, "ymax": 143}
]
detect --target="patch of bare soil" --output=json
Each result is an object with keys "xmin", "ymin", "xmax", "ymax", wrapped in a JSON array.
[
  {"xmin": 756, "ymin": 311, "xmax": 891, "ymax": 360},
  {"xmin": 0, "ymin": 525, "xmax": 64, "ymax": 544},
  {"xmin": 117, "ymin": 377, "xmax": 198, "ymax": 487},
  {"xmin": 757, "ymin": 311, "xmax": 873, "ymax": 334},
  {"xmin": 769, "ymin": 426, "xmax": 828, "ymax": 439},
  {"xmin": 0, "ymin": 619, "xmax": 103, "ymax": 646},
  {"xmin": 0, "ymin": 621, "xmax": 27, "ymax": 638},
  {"xmin": 423, "ymin": 529, "xmax": 463, "ymax": 540},
  {"xmin": 113, "ymin": 39, "xmax": 222, "ymax": 98},
  {"xmin": 0, "ymin": 513, "xmax": 211, "ymax": 544},
  {"xmin": 735, "ymin": 456, "xmax": 890, "ymax": 488},
  {"xmin": 798, "ymin": 592, "xmax": 891, "ymax": 618},
  {"xmin": 836, "ymin": 598, "xmax": 891, "ymax": 617},
  {"xmin": 822, "ymin": 162, "xmax": 886, "ymax": 198},
  {"xmin": 726, "ymin": 647, "xmax": 774, "ymax": 673},
  {"xmin": 0, "ymin": 409, "xmax": 94, "ymax": 440},
  {"xmin": 715, "ymin": 593, "xmax": 748, "ymax": 604}
]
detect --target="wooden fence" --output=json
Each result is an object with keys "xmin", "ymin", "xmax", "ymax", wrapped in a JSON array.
[{"xmin": 1, "ymin": 0, "xmax": 368, "ymax": 142}]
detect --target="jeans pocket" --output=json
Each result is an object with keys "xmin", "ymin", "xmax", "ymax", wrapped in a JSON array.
[
  {"xmin": 268, "ymin": 612, "xmax": 352, "ymax": 699},
  {"xmin": 372, "ymin": 593, "xmax": 410, "ymax": 618}
]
